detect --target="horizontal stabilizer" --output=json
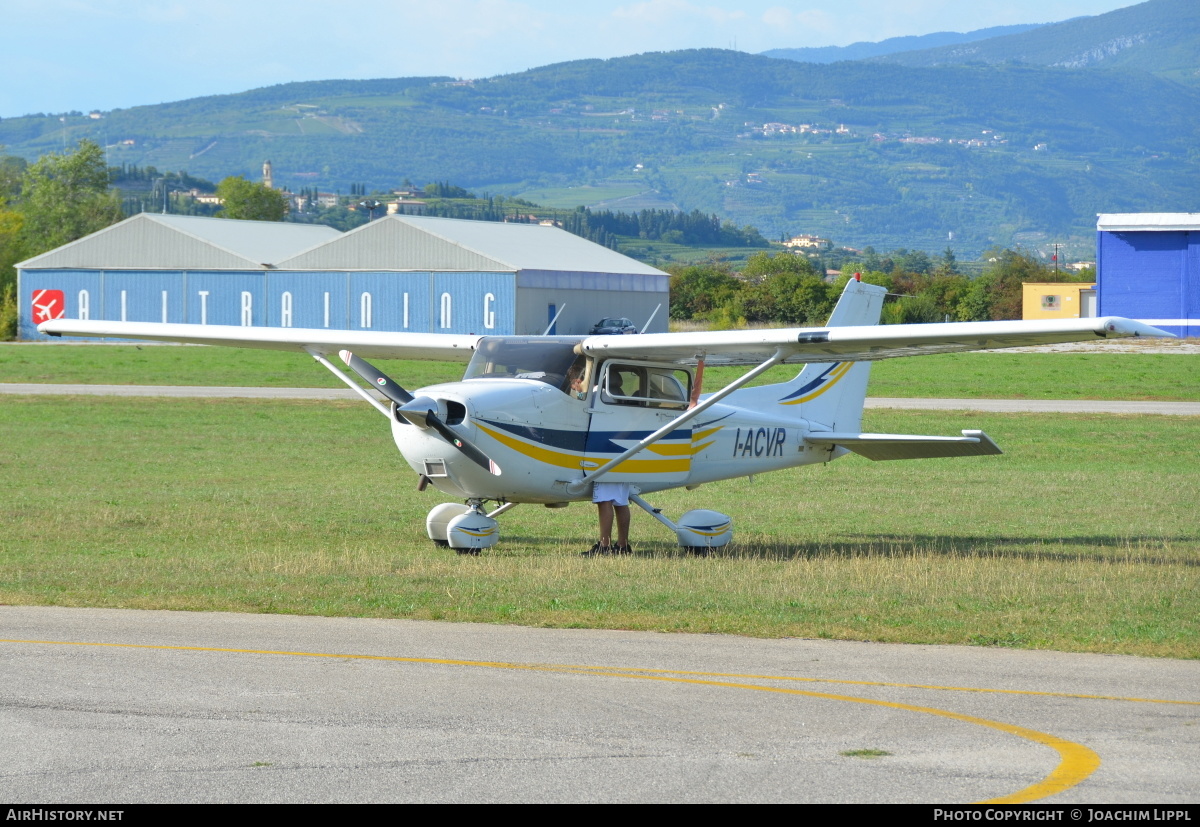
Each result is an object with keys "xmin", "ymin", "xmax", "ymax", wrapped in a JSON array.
[{"xmin": 806, "ymin": 429, "xmax": 1002, "ymax": 461}]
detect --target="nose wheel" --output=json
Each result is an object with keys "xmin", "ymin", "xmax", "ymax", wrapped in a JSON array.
[{"xmin": 426, "ymin": 501, "xmax": 517, "ymax": 554}]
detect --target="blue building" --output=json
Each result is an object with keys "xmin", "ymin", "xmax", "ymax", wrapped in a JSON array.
[
  {"xmin": 1097, "ymin": 213, "xmax": 1200, "ymax": 338},
  {"xmin": 18, "ymin": 213, "xmax": 670, "ymax": 340}
]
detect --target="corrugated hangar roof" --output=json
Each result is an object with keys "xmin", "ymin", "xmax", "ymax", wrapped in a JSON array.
[
  {"xmin": 18, "ymin": 213, "xmax": 667, "ymax": 277},
  {"xmin": 276, "ymin": 214, "xmax": 667, "ymax": 275},
  {"xmin": 1097, "ymin": 213, "xmax": 1200, "ymax": 232},
  {"xmin": 17, "ymin": 213, "xmax": 342, "ymax": 270}
]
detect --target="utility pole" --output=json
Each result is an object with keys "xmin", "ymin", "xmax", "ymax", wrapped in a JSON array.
[
  {"xmin": 359, "ymin": 199, "xmax": 382, "ymax": 221},
  {"xmin": 153, "ymin": 177, "xmax": 170, "ymax": 215}
]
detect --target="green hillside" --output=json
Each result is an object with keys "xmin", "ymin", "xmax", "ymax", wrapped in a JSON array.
[
  {"xmin": 874, "ymin": 0, "xmax": 1200, "ymax": 86},
  {"xmin": 2, "ymin": 4, "xmax": 1198, "ymax": 258},
  {"xmin": 760, "ymin": 24, "xmax": 1043, "ymax": 63}
]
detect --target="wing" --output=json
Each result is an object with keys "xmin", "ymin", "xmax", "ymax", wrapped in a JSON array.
[
  {"xmin": 36, "ymin": 320, "xmax": 481, "ymax": 362},
  {"xmin": 579, "ymin": 316, "xmax": 1172, "ymax": 366}
]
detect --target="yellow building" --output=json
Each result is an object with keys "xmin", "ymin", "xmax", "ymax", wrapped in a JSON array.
[{"xmin": 1022, "ymin": 282, "xmax": 1096, "ymax": 320}]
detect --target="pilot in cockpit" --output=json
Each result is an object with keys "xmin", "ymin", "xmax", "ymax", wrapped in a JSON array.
[{"xmin": 564, "ymin": 355, "xmax": 588, "ymax": 399}]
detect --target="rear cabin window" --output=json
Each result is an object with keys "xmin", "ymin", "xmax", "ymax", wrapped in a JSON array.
[{"xmin": 601, "ymin": 364, "xmax": 690, "ymax": 409}]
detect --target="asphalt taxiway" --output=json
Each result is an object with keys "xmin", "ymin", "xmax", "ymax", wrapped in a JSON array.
[{"xmin": 2, "ymin": 606, "xmax": 1196, "ymax": 804}]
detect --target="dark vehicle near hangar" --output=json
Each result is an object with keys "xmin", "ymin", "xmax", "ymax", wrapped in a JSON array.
[{"xmin": 590, "ymin": 317, "xmax": 639, "ymax": 335}]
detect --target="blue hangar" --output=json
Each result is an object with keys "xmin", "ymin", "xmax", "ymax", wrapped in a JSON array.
[
  {"xmin": 1097, "ymin": 213, "xmax": 1200, "ymax": 338},
  {"xmin": 17, "ymin": 213, "xmax": 670, "ymax": 339}
]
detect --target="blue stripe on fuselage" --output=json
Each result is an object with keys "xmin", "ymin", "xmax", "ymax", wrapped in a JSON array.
[
  {"xmin": 778, "ymin": 364, "xmax": 839, "ymax": 402},
  {"xmin": 478, "ymin": 420, "xmax": 588, "ymax": 452},
  {"xmin": 587, "ymin": 428, "xmax": 691, "ymax": 454},
  {"xmin": 478, "ymin": 419, "xmax": 690, "ymax": 454}
]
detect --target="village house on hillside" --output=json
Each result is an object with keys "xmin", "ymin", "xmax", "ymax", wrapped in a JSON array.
[{"xmin": 783, "ymin": 234, "xmax": 833, "ymax": 251}]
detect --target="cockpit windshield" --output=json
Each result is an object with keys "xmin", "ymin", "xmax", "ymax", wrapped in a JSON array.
[{"xmin": 463, "ymin": 337, "xmax": 583, "ymax": 391}]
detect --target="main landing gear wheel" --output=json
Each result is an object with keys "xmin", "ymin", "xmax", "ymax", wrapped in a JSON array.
[
  {"xmin": 628, "ymin": 494, "xmax": 734, "ymax": 555},
  {"xmin": 674, "ymin": 509, "xmax": 734, "ymax": 555}
]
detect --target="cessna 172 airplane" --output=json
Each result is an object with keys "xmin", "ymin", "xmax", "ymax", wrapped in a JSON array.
[{"xmin": 39, "ymin": 278, "xmax": 1170, "ymax": 553}]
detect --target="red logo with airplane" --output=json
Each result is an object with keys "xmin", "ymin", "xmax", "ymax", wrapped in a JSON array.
[{"xmin": 32, "ymin": 289, "xmax": 65, "ymax": 323}]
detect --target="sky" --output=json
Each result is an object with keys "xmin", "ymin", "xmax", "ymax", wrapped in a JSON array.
[{"xmin": 2, "ymin": 0, "xmax": 1138, "ymax": 118}]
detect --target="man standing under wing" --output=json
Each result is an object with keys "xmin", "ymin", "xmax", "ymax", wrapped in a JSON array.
[{"xmin": 584, "ymin": 482, "xmax": 632, "ymax": 556}]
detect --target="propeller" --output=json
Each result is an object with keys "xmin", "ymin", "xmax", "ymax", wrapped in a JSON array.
[
  {"xmin": 340, "ymin": 351, "xmax": 501, "ymax": 476},
  {"xmin": 397, "ymin": 397, "xmax": 501, "ymax": 476},
  {"xmin": 339, "ymin": 350, "xmax": 413, "ymax": 405}
]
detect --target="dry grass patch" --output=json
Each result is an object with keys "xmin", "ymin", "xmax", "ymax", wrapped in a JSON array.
[{"xmin": 1, "ymin": 397, "xmax": 1196, "ymax": 656}]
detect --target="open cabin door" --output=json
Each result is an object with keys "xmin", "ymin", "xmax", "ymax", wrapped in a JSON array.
[{"xmin": 584, "ymin": 360, "xmax": 694, "ymax": 486}]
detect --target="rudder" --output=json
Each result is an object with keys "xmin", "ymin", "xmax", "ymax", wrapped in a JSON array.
[{"xmin": 732, "ymin": 278, "xmax": 887, "ymax": 432}]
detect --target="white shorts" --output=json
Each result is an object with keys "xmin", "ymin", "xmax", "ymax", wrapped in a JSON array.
[{"xmin": 591, "ymin": 482, "xmax": 631, "ymax": 506}]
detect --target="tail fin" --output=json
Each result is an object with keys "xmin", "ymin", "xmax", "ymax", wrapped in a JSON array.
[{"xmin": 734, "ymin": 278, "xmax": 887, "ymax": 431}]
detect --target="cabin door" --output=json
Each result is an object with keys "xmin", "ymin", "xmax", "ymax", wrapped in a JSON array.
[{"xmin": 583, "ymin": 361, "xmax": 693, "ymax": 487}]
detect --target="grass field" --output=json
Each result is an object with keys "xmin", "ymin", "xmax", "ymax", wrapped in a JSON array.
[
  {"xmin": 2, "ymin": 394, "xmax": 1196, "ymax": 658},
  {"xmin": 514, "ymin": 183, "xmax": 643, "ymax": 208},
  {"xmin": 3, "ymin": 344, "xmax": 1198, "ymax": 402}
]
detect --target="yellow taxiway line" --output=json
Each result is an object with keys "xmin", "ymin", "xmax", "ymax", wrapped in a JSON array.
[{"xmin": 11, "ymin": 637, "xmax": 1174, "ymax": 803}]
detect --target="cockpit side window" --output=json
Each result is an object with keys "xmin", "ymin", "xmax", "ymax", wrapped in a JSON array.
[{"xmin": 563, "ymin": 354, "xmax": 591, "ymax": 399}]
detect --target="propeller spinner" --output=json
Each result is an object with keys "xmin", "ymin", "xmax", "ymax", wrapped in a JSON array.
[{"xmin": 339, "ymin": 351, "xmax": 501, "ymax": 476}]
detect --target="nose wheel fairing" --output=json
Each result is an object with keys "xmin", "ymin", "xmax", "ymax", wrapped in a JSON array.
[{"xmin": 426, "ymin": 501, "xmax": 514, "ymax": 553}]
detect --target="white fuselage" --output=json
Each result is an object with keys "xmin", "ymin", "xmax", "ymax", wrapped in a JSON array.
[{"xmin": 391, "ymin": 374, "xmax": 838, "ymax": 504}]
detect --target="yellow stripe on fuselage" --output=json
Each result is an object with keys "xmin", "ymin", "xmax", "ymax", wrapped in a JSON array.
[
  {"xmin": 647, "ymin": 442, "xmax": 694, "ymax": 457},
  {"xmin": 688, "ymin": 425, "xmax": 722, "ymax": 455},
  {"xmin": 475, "ymin": 422, "xmax": 691, "ymax": 474}
]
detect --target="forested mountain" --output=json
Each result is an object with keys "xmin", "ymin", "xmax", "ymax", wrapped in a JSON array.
[
  {"xmin": 1, "ymin": 0, "xmax": 1196, "ymax": 258},
  {"xmin": 760, "ymin": 24, "xmax": 1043, "ymax": 64},
  {"xmin": 874, "ymin": 0, "xmax": 1200, "ymax": 86}
]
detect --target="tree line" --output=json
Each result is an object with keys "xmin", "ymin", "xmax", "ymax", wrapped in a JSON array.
[
  {"xmin": 0, "ymin": 140, "xmax": 292, "ymax": 336},
  {"xmin": 561, "ymin": 207, "xmax": 768, "ymax": 249},
  {"xmin": 668, "ymin": 248, "xmax": 1094, "ymax": 328},
  {"xmin": 0, "ymin": 140, "xmax": 123, "ymax": 337}
]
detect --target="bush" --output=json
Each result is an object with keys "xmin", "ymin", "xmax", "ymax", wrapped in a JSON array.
[
  {"xmin": 882, "ymin": 292, "xmax": 943, "ymax": 324},
  {"xmin": 0, "ymin": 284, "xmax": 17, "ymax": 341}
]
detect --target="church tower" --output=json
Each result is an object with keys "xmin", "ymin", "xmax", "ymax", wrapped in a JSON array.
[{"xmin": 262, "ymin": 160, "xmax": 274, "ymax": 190}]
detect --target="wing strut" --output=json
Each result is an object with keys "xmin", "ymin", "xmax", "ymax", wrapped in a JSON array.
[
  {"xmin": 543, "ymin": 304, "xmax": 567, "ymax": 336},
  {"xmin": 565, "ymin": 348, "xmax": 787, "ymax": 496},
  {"xmin": 642, "ymin": 303, "xmax": 662, "ymax": 333}
]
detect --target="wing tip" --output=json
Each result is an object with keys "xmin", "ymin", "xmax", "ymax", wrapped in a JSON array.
[{"xmin": 1101, "ymin": 318, "xmax": 1176, "ymax": 339}]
